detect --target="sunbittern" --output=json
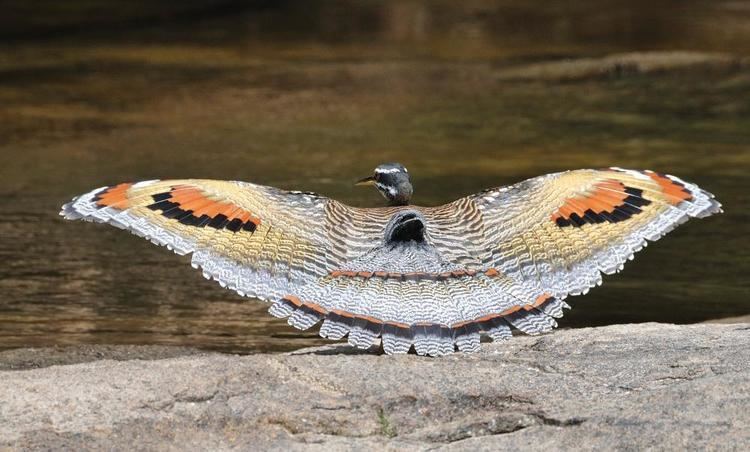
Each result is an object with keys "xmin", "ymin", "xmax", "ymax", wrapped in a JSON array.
[{"xmin": 61, "ymin": 163, "xmax": 721, "ymax": 356}]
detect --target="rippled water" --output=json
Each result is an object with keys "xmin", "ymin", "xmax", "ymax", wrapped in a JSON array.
[{"xmin": 0, "ymin": 1, "xmax": 748, "ymax": 353}]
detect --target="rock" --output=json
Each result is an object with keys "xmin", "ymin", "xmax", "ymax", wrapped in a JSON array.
[
  {"xmin": 0, "ymin": 344, "xmax": 207, "ymax": 371},
  {"xmin": 1, "ymin": 323, "xmax": 748, "ymax": 450},
  {"xmin": 704, "ymin": 314, "xmax": 750, "ymax": 324},
  {"xmin": 494, "ymin": 51, "xmax": 745, "ymax": 81}
]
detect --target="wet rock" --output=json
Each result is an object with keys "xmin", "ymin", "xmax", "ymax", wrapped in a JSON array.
[
  {"xmin": 495, "ymin": 51, "xmax": 745, "ymax": 81},
  {"xmin": 1, "ymin": 323, "xmax": 748, "ymax": 450}
]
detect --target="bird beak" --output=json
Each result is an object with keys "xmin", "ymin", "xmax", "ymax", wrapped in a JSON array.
[{"xmin": 355, "ymin": 176, "xmax": 376, "ymax": 186}]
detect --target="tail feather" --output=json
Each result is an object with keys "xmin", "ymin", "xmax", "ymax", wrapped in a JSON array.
[
  {"xmin": 287, "ymin": 308, "xmax": 322, "ymax": 331},
  {"xmin": 347, "ymin": 318, "xmax": 381, "ymax": 349},
  {"xmin": 504, "ymin": 309, "xmax": 557, "ymax": 335},
  {"xmin": 319, "ymin": 317, "xmax": 350, "ymax": 341},
  {"xmin": 382, "ymin": 324, "xmax": 413, "ymax": 355},
  {"xmin": 453, "ymin": 324, "xmax": 481, "ymax": 353},
  {"xmin": 478, "ymin": 317, "xmax": 513, "ymax": 341}
]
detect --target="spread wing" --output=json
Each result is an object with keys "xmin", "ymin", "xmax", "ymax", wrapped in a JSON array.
[
  {"xmin": 61, "ymin": 179, "xmax": 338, "ymax": 302},
  {"xmin": 62, "ymin": 169, "xmax": 721, "ymax": 357},
  {"xmin": 465, "ymin": 167, "xmax": 722, "ymax": 301},
  {"xmin": 267, "ymin": 168, "xmax": 719, "ymax": 357}
]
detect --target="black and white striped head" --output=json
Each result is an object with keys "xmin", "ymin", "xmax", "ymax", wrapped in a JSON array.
[{"xmin": 356, "ymin": 162, "xmax": 413, "ymax": 206}]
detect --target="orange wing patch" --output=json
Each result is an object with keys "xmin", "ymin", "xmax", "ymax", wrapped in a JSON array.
[
  {"xmin": 93, "ymin": 183, "xmax": 133, "ymax": 208},
  {"xmin": 147, "ymin": 185, "xmax": 260, "ymax": 233},
  {"xmin": 552, "ymin": 180, "xmax": 651, "ymax": 227},
  {"xmin": 277, "ymin": 292, "xmax": 557, "ymax": 333},
  {"xmin": 643, "ymin": 170, "xmax": 693, "ymax": 205}
]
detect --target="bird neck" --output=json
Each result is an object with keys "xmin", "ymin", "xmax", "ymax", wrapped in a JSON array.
[{"xmin": 384, "ymin": 181, "xmax": 412, "ymax": 206}]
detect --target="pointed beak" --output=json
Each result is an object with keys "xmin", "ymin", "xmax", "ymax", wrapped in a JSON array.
[{"xmin": 355, "ymin": 176, "xmax": 376, "ymax": 186}]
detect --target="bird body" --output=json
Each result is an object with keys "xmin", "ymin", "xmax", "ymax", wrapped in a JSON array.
[{"xmin": 61, "ymin": 164, "xmax": 721, "ymax": 356}]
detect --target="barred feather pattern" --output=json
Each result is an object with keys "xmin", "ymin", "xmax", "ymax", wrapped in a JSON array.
[{"xmin": 61, "ymin": 168, "xmax": 721, "ymax": 356}]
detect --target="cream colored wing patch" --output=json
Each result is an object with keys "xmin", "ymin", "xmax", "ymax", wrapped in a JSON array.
[
  {"xmin": 61, "ymin": 179, "xmax": 331, "ymax": 302},
  {"xmin": 467, "ymin": 168, "xmax": 722, "ymax": 301}
]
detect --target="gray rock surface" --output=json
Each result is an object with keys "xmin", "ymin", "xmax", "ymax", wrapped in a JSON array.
[
  {"xmin": 1, "ymin": 323, "xmax": 748, "ymax": 451},
  {"xmin": 0, "ymin": 344, "xmax": 207, "ymax": 371}
]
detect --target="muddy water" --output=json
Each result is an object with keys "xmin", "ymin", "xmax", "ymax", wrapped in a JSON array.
[{"xmin": 0, "ymin": 1, "xmax": 748, "ymax": 353}]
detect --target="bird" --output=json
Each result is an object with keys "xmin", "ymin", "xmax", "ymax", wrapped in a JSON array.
[{"xmin": 61, "ymin": 163, "xmax": 721, "ymax": 356}]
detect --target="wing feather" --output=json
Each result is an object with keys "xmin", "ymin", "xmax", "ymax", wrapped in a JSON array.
[
  {"xmin": 463, "ymin": 168, "xmax": 722, "ymax": 301},
  {"xmin": 61, "ymin": 179, "xmax": 333, "ymax": 302}
]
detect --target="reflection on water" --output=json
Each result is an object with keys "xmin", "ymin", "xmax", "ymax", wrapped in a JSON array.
[{"xmin": 0, "ymin": 1, "xmax": 748, "ymax": 353}]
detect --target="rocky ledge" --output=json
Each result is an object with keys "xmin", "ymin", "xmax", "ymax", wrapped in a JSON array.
[{"xmin": 1, "ymin": 323, "xmax": 748, "ymax": 451}]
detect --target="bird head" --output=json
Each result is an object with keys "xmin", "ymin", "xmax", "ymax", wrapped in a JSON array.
[{"xmin": 356, "ymin": 162, "xmax": 413, "ymax": 206}]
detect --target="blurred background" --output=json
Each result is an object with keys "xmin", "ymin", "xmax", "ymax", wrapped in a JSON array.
[{"xmin": 0, "ymin": 0, "xmax": 748, "ymax": 353}]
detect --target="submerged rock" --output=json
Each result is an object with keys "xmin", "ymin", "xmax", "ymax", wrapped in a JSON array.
[
  {"xmin": 495, "ymin": 51, "xmax": 745, "ymax": 81},
  {"xmin": 1, "ymin": 323, "xmax": 748, "ymax": 450}
]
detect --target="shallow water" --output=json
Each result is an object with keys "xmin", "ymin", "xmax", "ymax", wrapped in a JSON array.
[{"xmin": 0, "ymin": 1, "xmax": 748, "ymax": 353}]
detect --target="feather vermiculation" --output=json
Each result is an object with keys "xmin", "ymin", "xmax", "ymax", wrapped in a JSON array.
[{"xmin": 61, "ymin": 165, "xmax": 721, "ymax": 356}]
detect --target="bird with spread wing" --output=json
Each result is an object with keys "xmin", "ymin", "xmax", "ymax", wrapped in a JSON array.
[{"xmin": 61, "ymin": 163, "xmax": 721, "ymax": 356}]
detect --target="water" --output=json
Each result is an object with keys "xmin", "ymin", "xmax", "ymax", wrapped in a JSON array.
[{"xmin": 0, "ymin": 1, "xmax": 748, "ymax": 353}]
